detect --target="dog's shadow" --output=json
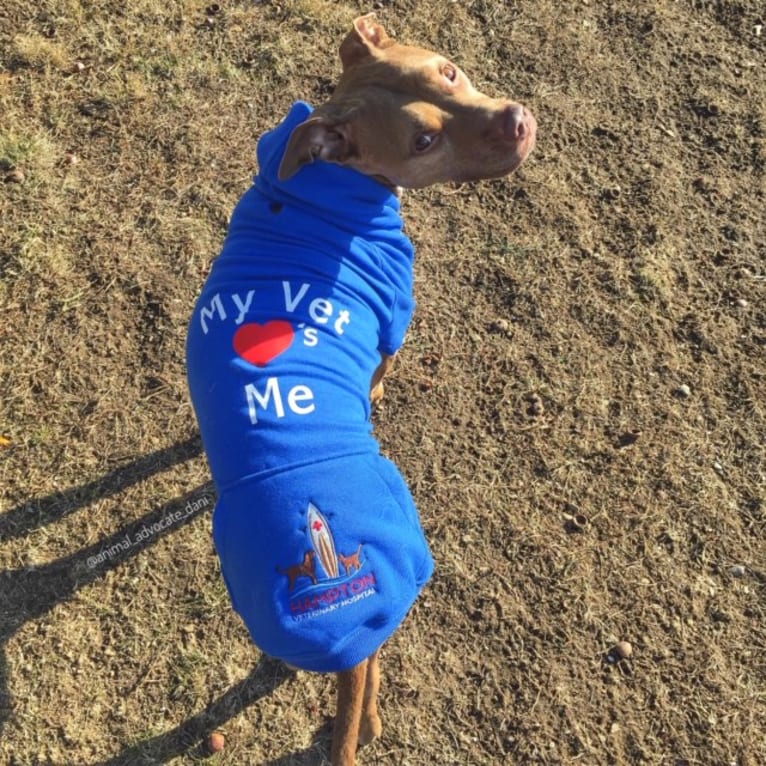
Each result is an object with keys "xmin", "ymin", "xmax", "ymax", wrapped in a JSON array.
[
  {"xmin": 0, "ymin": 436, "xmax": 329, "ymax": 764},
  {"xmin": 93, "ymin": 657, "xmax": 310, "ymax": 765},
  {"xmin": 91, "ymin": 659, "xmax": 334, "ymax": 766}
]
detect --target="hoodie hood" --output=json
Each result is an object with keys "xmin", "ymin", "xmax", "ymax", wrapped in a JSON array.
[{"xmin": 254, "ymin": 101, "xmax": 402, "ymax": 235}]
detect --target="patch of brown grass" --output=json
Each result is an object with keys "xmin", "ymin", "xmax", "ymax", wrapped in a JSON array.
[
  {"xmin": 1, "ymin": 0, "xmax": 765, "ymax": 765},
  {"xmin": 10, "ymin": 34, "xmax": 69, "ymax": 70}
]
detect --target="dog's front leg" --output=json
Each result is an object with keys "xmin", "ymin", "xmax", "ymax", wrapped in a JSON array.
[
  {"xmin": 370, "ymin": 353, "xmax": 395, "ymax": 405},
  {"xmin": 332, "ymin": 658, "xmax": 369, "ymax": 766}
]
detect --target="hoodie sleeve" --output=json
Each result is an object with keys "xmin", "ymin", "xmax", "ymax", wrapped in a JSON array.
[{"xmin": 379, "ymin": 287, "xmax": 415, "ymax": 356}]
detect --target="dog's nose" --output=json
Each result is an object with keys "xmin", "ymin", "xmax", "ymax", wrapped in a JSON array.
[{"xmin": 502, "ymin": 104, "xmax": 536, "ymax": 143}]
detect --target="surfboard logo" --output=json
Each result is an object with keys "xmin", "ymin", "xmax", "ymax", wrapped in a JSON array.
[
  {"xmin": 278, "ymin": 503, "xmax": 378, "ymax": 619},
  {"xmin": 308, "ymin": 503, "xmax": 339, "ymax": 579}
]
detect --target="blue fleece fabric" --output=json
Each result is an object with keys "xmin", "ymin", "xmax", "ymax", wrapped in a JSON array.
[{"xmin": 186, "ymin": 102, "xmax": 434, "ymax": 672}]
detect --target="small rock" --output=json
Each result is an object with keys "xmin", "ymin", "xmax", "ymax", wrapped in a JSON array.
[
  {"xmin": 72, "ymin": 60, "xmax": 86, "ymax": 73},
  {"xmin": 491, "ymin": 318, "xmax": 512, "ymax": 336},
  {"xmin": 676, "ymin": 383, "xmax": 691, "ymax": 398},
  {"xmin": 64, "ymin": 152, "xmax": 79, "ymax": 165},
  {"xmin": 611, "ymin": 641, "xmax": 633, "ymax": 660},
  {"xmin": 736, "ymin": 298, "xmax": 748, "ymax": 308},
  {"xmin": 730, "ymin": 565, "xmax": 746, "ymax": 578},
  {"xmin": 208, "ymin": 731, "xmax": 225, "ymax": 752}
]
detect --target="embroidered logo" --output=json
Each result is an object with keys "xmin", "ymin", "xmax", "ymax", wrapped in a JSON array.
[{"xmin": 279, "ymin": 503, "xmax": 377, "ymax": 621}]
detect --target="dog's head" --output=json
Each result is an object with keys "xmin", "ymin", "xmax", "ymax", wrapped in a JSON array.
[{"xmin": 278, "ymin": 14, "xmax": 537, "ymax": 189}]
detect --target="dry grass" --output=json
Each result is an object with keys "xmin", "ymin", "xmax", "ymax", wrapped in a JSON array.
[{"xmin": 1, "ymin": 0, "xmax": 765, "ymax": 764}]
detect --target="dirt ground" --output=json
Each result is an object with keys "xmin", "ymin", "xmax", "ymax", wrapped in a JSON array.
[{"xmin": 1, "ymin": 1, "xmax": 764, "ymax": 764}]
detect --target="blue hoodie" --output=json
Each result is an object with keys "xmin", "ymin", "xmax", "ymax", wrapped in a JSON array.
[{"xmin": 186, "ymin": 102, "xmax": 434, "ymax": 672}]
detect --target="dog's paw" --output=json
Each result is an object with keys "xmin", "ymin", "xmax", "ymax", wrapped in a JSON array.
[
  {"xmin": 358, "ymin": 713, "xmax": 382, "ymax": 747},
  {"xmin": 370, "ymin": 381, "xmax": 385, "ymax": 406}
]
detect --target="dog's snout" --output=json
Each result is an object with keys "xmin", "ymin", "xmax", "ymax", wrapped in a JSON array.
[
  {"xmin": 505, "ymin": 104, "xmax": 526, "ymax": 140},
  {"xmin": 502, "ymin": 103, "xmax": 536, "ymax": 143}
]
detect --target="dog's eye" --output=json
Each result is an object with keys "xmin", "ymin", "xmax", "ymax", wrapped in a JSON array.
[
  {"xmin": 443, "ymin": 64, "xmax": 458, "ymax": 83},
  {"xmin": 414, "ymin": 133, "xmax": 438, "ymax": 153}
]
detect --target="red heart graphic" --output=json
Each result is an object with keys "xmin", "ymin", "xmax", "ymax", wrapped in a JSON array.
[{"xmin": 233, "ymin": 320, "xmax": 295, "ymax": 367}]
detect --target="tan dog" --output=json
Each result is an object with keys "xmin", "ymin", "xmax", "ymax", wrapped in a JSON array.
[
  {"xmin": 338, "ymin": 545, "xmax": 364, "ymax": 576},
  {"xmin": 188, "ymin": 13, "xmax": 535, "ymax": 766},
  {"xmin": 276, "ymin": 14, "xmax": 536, "ymax": 766}
]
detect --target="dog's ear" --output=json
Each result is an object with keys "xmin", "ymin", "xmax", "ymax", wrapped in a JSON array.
[
  {"xmin": 339, "ymin": 13, "xmax": 393, "ymax": 70},
  {"xmin": 278, "ymin": 114, "xmax": 356, "ymax": 181}
]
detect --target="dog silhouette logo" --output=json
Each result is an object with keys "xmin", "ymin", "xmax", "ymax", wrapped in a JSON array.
[
  {"xmin": 278, "ymin": 551, "xmax": 318, "ymax": 592},
  {"xmin": 338, "ymin": 545, "xmax": 363, "ymax": 575}
]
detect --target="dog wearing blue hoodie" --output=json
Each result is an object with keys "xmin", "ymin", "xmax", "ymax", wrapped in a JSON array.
[{"xmin": 186, "ymin": 14, "xmax": 536, "ymax": 766}]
